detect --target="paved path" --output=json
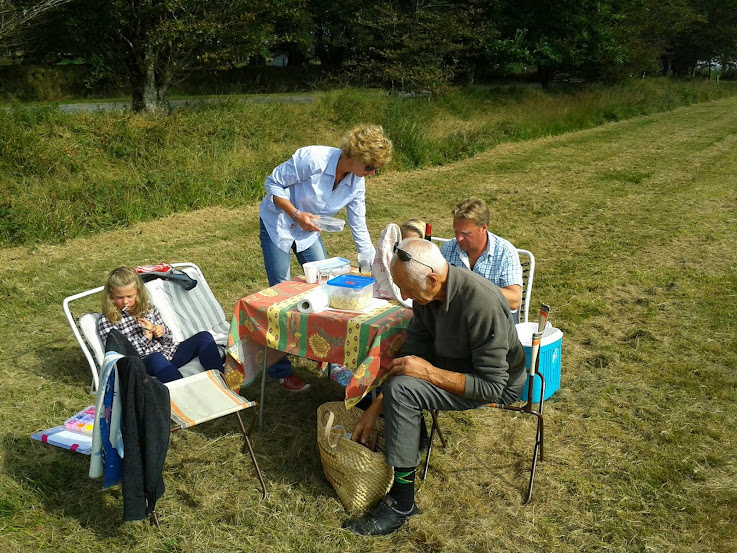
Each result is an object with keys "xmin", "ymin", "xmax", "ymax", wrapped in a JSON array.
[
  {"xmin": 57, "ymin": 94, "xmax": 314, "ymax": 113},
  {"xmin": 4, "ymin": 94, "xmax": 314, "ymax": 113}
]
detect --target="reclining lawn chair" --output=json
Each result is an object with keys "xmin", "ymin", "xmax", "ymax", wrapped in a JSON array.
[{"xmin": 64, "ymin": 262, "xmax": 267, "ymax": 507}]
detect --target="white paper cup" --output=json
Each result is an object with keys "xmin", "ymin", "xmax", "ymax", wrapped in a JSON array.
[
  {"xmin": 304, "ymin": 265, "xmax": 317, "ymax": 284},
  {"xmin": 358, "ymin": 252, "xmax": 373, "ymax": 274}
]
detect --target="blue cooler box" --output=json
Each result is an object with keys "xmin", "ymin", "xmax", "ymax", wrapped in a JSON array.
[{"xmin": 515, "ymin": 322, "xmax": 563, "ymax": 401}]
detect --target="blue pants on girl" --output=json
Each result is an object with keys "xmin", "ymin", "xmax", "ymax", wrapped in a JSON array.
[{"xmin": 143, "ymin": 331, "xmax": 222, "ymax": 383}]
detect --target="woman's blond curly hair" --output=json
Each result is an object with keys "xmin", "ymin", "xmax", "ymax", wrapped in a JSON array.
[
  {"xmin": 341, "ymin": 124, "xmax": 393, "ymax": 167},
  {"xmin": 102, "ymin": 266, "xmax": 152, "ymax": 323}
]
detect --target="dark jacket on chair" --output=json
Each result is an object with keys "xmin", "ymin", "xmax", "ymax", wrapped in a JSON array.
[{"xmin": 105, "ymin": 329, "xmax": 171, "ymax": 521}]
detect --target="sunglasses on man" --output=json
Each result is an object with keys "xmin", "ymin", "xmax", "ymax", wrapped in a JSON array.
[{"xmin": 393, "ymin": 243, "xmax": 434, "ymax": 273}]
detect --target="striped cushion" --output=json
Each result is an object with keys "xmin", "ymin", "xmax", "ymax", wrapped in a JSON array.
[
  {"xmin": 166, "ymin": 370, "xmax": 256, "ymax": 429},
  {"xmin": 145, "ymin": 266, "xmax": 229, "ymax": 344}
]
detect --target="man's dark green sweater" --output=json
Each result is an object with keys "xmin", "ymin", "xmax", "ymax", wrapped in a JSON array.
[{"xmin": 401, "ymin": 265, "xmax": 527, "ymax": 404}]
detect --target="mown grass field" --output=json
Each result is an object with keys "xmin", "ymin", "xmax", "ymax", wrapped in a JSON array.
[{"xmin": 1, "ymin": 94, "xmax": 736, "ymax": 552}]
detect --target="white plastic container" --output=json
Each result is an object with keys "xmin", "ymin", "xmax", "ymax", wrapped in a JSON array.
[
  {"xmin": 326, "ymin": 275, "xmax": 375, "ymax": 311},
  {"xmin": 303, "ymin": 257, "xmax": 350, "ymax": 282},
  {"xmin": 314, "ymin": 215, "xmax": 346, "ymax": 232}
]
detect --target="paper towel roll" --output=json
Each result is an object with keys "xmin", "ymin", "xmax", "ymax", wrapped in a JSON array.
[{"xmin": 298, "ymin": 287, "xmax": 330, "ymax": 313}]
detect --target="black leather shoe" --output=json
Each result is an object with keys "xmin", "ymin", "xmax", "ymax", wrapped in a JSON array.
[{"xmin": 342, "ymin": 495, "xmax": 418, "ymax": 536}]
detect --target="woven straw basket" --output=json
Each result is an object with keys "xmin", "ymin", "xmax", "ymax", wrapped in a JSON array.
[{"xmin": 317, "ymin": 401, "xmax": 393, "ymax": 513}]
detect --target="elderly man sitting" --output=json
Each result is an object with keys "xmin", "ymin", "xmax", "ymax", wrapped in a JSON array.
[{"xmin": 343, "ymin": 238, "xmax": 527, "ymax": 536}]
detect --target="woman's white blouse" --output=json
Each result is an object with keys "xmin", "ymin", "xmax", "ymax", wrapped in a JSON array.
[{"xmin": 259, "ymin": 145, "xmax": 374, "ymax": 255}]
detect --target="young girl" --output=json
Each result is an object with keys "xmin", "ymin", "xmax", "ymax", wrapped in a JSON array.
[{"xmin": 98, "ymin": 266, "xmax": 224, "ymax": 383}]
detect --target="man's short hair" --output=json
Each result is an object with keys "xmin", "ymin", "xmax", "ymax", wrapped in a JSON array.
[
  {"xmin": 452, "ymin": 197, "xmax": 489, "ymax": 227},
  {"xmin": 391, "ymin": 238, "xmax": 447, "ymax": 291}
]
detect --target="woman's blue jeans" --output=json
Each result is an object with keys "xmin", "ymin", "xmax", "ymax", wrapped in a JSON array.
[
  {"xmin": 143, "ymin": 331, "xmax": 223, "ymax": 383},
  {"xmin": 259, "ymin": 218, "xmax": 327, "ymax": 286},
  {"xmin": 259, "ymin": 218, "xmax": 327, "ymax": 378}
]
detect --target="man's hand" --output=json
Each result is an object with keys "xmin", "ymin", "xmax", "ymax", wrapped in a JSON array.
[
  {"xmin": 352, "ymin": 395, "xmax": 382, "ymax": 447},
  {"xmin": 387, "ymin": 355, "xmax": 436, "ymax": 381},
  {"xmin": 388, "ymin": 355, "xmax": 467, "ymax": 396}
]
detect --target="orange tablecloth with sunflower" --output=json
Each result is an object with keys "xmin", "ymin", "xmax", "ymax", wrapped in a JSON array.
[{"xmin": 224, "ymin": 279, "xmax": 413, "ymax": 408}]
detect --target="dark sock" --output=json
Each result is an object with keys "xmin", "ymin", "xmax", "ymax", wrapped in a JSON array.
[{"xmin": 388, "ymin": 467, "xmax": 416, "ymax": 512}]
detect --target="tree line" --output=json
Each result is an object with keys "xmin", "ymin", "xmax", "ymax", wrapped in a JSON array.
[{"xmin": 3, "ymin": 0, "xmax": 737, "ymax": 112}]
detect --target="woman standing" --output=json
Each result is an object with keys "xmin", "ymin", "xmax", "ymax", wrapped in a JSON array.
[{"xmin": 259, "ymin": 124, "xmax": 393, "ymax": 391}]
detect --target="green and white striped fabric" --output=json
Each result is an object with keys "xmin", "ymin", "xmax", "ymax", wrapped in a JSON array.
[{"xmin": 146, "ymin": 266, "xmax": 229, "ymax": 345}]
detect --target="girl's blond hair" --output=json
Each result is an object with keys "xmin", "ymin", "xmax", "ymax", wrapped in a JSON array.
[
  {"xmin": 400, "ymin": 218, "xmax": 426, "ymax": 239},
  {"xmin": 102, "ymin": 266, "xmax": 152, "ymax": 323}
]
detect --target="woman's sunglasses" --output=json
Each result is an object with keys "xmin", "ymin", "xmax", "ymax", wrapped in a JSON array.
[
  {"xmin": 393, "ymin": 243, "xmax": 434, "ymax": 273},
  {"xmin": 365, "ymin": 165, "xmax": 379, "ymax": 173}
]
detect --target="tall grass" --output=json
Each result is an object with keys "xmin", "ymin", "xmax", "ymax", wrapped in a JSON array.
[{"xmin": 1, "ymin": 78, "xmax": 735, "ymax": 246}]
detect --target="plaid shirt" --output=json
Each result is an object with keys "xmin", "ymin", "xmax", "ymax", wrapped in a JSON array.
[
  {"xmin": 440, "ymin": 231, "xmax": 523, "ymax": 289},
  {"xmin": 98, "ymin": 305, "xmax": 177, "ymax": 360}
]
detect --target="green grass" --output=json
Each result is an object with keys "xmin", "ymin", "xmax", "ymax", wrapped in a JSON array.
[
  {"xmin": 2, "ymin": 79, "xmax": 736, "ymax": 246},
  {"xmin": 1, "ymin": 90, "xmax": 737, "ymax": 552}
]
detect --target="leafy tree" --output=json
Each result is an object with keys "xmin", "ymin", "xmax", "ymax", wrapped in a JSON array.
[
  {"xmin": 0, "ymin": 0, "xmax": 70, "ymax": 50},
  {"xmin": 620, "ymin": 0, "xmax": 737, "ymax": 76},
  {"xmin": 62, "ymin": 0, "xmax": 276, "ymax": 112},
  {"xmin": 498, "ymin": 0, "xmax": 626, "ymax": 86},
  {"xmin": 351, "ymin": 0, "xmax": 499, "ymax": 92},
  {"xmin": 310, "ymin": 0, "xmax": 361, "ymax": 70},
  {"xmin": 271, "ymin": 0, "xmax": 313, "ymax": 67},
  {"xmin": 670, "ymin": 0, "xmax": 737, "ymax": 75}
]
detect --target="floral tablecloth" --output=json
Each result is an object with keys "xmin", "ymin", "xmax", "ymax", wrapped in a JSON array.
[{"xmin": 224, "ymin": 279, "xmax": 413, "ymax": 408}]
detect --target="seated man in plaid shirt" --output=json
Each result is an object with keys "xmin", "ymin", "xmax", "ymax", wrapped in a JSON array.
[{"xmin": 440, "ymin": 197, "xmax": 523, "ymax": 321}]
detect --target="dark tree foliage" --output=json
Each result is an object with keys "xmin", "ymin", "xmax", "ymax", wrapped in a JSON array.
[
  {"xmin": 0, "ymin": 0, "xmax": 71, "ymax": 50},
  {"xmin": 270, "ymin": 0, "xmax": 313, "ymax": 67},
  {"xmin": 57, "ymin": 0, "xmax": 278, "ymax": 112},
  {"xmin": 310, "ymin": 0, "xmax": 362, "ymax": 70},
  {"xmin": 349, "ymin": 0, "xmax": 499, "ymax": 92},
  {"xmin": 496, "ymin": 0, "xmax": 628, "ymax": 87},
  {"xmin": 9, "ymin": 0, "xmax": 737, "ymax": 106},
  {"xmin": 669, "ymin": 0, "xmax": 737, "ymax": 75}
]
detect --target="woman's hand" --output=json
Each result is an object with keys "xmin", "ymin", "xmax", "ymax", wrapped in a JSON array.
[
  {"xmin": 150, "ymin": 325, "xmax": 164, "ymax": 338},
  {"xmin": 294, "ymin": 211, "xmax": 321, "ymax": 232}
]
